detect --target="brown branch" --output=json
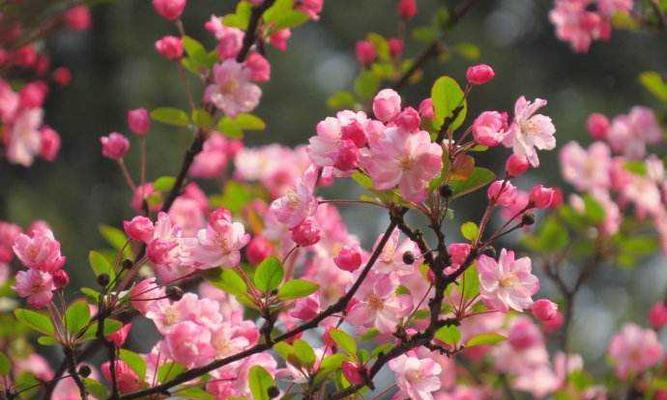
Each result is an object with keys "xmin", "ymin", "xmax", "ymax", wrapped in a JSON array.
[{"xmin": 64, "ymin": 348, "xmax": 88, "ymax": 400}]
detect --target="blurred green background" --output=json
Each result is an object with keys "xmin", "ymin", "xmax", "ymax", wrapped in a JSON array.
[{"xmin": 2, "ymin": 0, "xmax": 667, "ymax": 366}]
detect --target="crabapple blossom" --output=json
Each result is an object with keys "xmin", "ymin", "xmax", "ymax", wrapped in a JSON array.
[
  {"xmin": 127, "ymin": 108, "xmax": 150, "ymax": 135},
  {"xmin": 531, "ymin": 299, "xmax": 558, "ymax": 321},
  {"xmin": 189, "ymin": 133, "xmax": 231, "ymax": 178},
  {"xmin": 52, "ymin": 67, "xmax": 72, "ymax": 86},
  {"xmin": 13, "ymin": 227, "xmax": 66, "ymax": 272},
  {"xmin": 246, "ymin": 235, "xmax": 273, "ymax": 264},
  {"xmin": 419, "ymin": 98, "xmax": 434, "ymax": 120},
  {"xmin": 245, "ymin": 52, "xmax": 271, "ymax": 82},
  {"xmin": 471, "ymin": 111, "xmax": 507, "ymax": 146},
  {"xmin": 152, "ymin": 0, "xmax": 187, "ymax": 20},
  {"xmin": 100, "ymin": 132, "xmax": 130, "ymax": 160},
  {"xmin": 466, "ymin": 64, "xmax": 495, "ymax": 85},
  {"xmin": 372, "ymin": 89, "xmax": 401, "ymax": 122},
  {"xmin": 355, "ymin": 40, "xmax": 377, "ymax": 67},
  {"xmin": 395, "ymin": 107, "xmax": 421, "ymax": 132},
  {"xmin": 291, "ymin": 217, "xmax": 322, "ymax": 246},
  {"xmin": 478, "ymin": 248, "xmax": 539, "ymax": 312},
  {"xmin": 269, "ymin": 166, "xmax": 318, "ymax": 228},
  {"xmin": 6, "ymin": 108, "xmax": 43, "ymax": 167},
  {"xmin": 63, "ymin": 5, "xmax": 92, "ymax": 30},
  {"xmin": 560, "ymin": 141, "xmax": 612, "ymax": 192},
  {"xmin": 506, "ymin": 154, "xmax": 529, "ymax": 177},
  {"xmin": 388, "ymin": 37, "xmax": 404, "ymax": 58},
  {"xmin": 341, "ymin": 361, "xmax": 365, "ymax": 385},
  {"xmin": 14, "ymin": 269, "xmax": 55, "ymax": 308},
  {"xmin": 389, "ymin": 351, "xmax": 443, "ymax": 400},
  {"xmin": 204, "ymin": 60, "xmax": 261, "ymax": 117},
  {"xmin": 649, "ymin": 302, "xmax": 667, "ymax": 329},
  {"xmin": 101, "ymin": 360, "xmax": 142, "ymax": 393},
  {"xmin": 346, "ymin": 272, "xmax": 411, "ymax": 334},
  {"xmin": 586, "ymin": 112, "xmax": 610, "ymax": 140},
  {"xmin": 39, "ymin": 126, "xmax": 61, "ymax": 161},
  {"xmin": 529, "ymin": 185, "xmax": 555, "ymax": 208},
  {"xmin": 129, "ymin": 278, "xmax": 164, "ymax": 314},
  {"xmin": 155, "ymin": 36, "xmax": 184, "ymax": 60},
  {"xmin": 487, "ymin": 180, "xmax": 517, "ymax": 207},
  {"xmin": 502, "ymin": 96, "xmax": 556, "ymax": 167},
  {"xmin": 334, "ymin": 244, "xmax": 362, "ymax": 271},
  {"xmin": 123, "ymin": 215, "xmax": 155, "ymax": 242},
  {"xmin": 608, "ymin": 323, "xmax": 663, "ymax": 379},
  {"xmin": 52, "ymin": 269, "xmax": 70, "ymax": 288},
  {"xmin": 397, "ymin": 0, "xmax": 418, "ymax": 20}
]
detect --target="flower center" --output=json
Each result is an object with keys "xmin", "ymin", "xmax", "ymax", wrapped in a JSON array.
[
  {"xmin": 499, "ymin": 274, "xmax": 518, "ymax": 288},
  {"xmin": 367, "ymin": 294, "xmax": 384, "ymax": 311}
]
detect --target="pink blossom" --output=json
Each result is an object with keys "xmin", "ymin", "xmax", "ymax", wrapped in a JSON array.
[
  {"xmin": 478, "ymin": 248, "xmax": 539, "ymax": 312},
  {"xmin": 297, "ymin": 0, "xmax": 324, "ymax": 20},
  {"xmin": 131, "ymin": 183, "xmax": 159, "ymax": 212},
  {"xmin": 6, "ymin": 108, "xmax": 43, "ymax": 167},
  {"xmin": 529, "ymin": 185, "xmax": 555, "ymax": 209},
  {"xmin": 445, "ymin": 243, "xmax": 471, "ymax": 275},
  {"xmin": 347, "ymin": 272, "xmax": 411, "ymax": 334},
  {"xmin": 607, "ymin": 107, "xmax": 662, "ymax": 158},
  {"xmin": 466, "ymin": 64, "xmax": 495, "ymax": 86},
  {"xmin": 389, "ymin": 352, "xmax": 442, "ymax": 400},
  {"xmin": 152, "ymin": 0, "xmax": 186, "ymax": 20},
  {"xmin": 549, "ymin": 0, "xmax": 610, "ymax": 52},
  {"xmin": 395, "ymin": 107, "xmax": 421, "ymax": 132},
  {"xmin": 291, "ymin": 217, "xmax": 321, "ymax": 246},
  {"xmin": 290, "ymin": 295, "xmax": 320, "ymax": 321},
  {"xmin": 165, "ymin": 320, "xmax": 215, "ymax": 367},
  {"xmin": 586, "ymin": 113, "xmax": 610, "ymax": 140},
  {"xmin": 388, "ymin": 37, "xmax": 404, "ymax": 58},
  {"xmin": 597, "ymin": 0, "xmax": 633, "ymax": 15},
  {"xmin": 472, "ymin": 111, "xmax": 507, "ymax": 147},
  {"xmin": 560, "ymin": 141, "xmax": 611, "ymax": 191},
  {"xmin": 19, "ymin": 82, "xmax": 48, "ymax": 109},
  {"xmin": 375, "ymin": 229, "xmax": 422, "ymax": 276},
  {"xmin": 361, "ymin": 127, "xmax": 442, "ymax": 202},
  {"xmin": 52, "ymin": 67, "xmax": 72, "ymax": 87},
  {"xmin": 130, "ymin": 278, "xmax": 164, "ymax": 314},
  {"xmin": 13, "ymin": 228, "xmax": 66, "ymax": 272},
  {"xmin": 189, "ymin": 133, "xmax": 230, "ymax": 178},
  {"xmin": 269, "ymin": 166, "xmax": 318, "ymax": 228},
  {"xmin": 101, "ymin": 360, "xmax": 142, "ymax": 393},
  {"xmin": 419, "ymin": 98, "xmax": 434, "ymax": 120},
  {"xmin": 372, "ymin": 89, "xmax": 401, "ymax": 122},
  {"xmin": 182, "ymin": 208, "xmax": 249, "ymax": 269},
  {"xmin": 39, "ymin": 126, "xmax": 61, "ymax": 161},
  {"xmin": 334, "ymin": 244, "xmax": 362, "ymax": 272},
  {"xmin": 212, "ymin": 23, "xmax": 244, "ymax": 60},
  {"xmin": 155, "ymin": 36, "xmax": 183, "ymax": 60},
  {"xmin": 506, "ymin": 154, "xmax": 529, "ymax": 177},
  {"xmin": 100, "ymin": 132, "xmax": 130, "ymax": 160},
  {"xmin": 355, "ymin": 41, "xmax": 377, "ymax": 67},
  {"xmin": 107, "ymin": 323, "xmax": 133, "ymax": 347},
  {"xmin": 269, "ymin": 28, "xmax": 291, "ymax": 51},
  {"xmin": 211, "ymin": 322, "xmax": 252, "ymax": 357},
  {"xmin": 123, "ymin": 215, "xmax": 155, "ymax": 243},
  {"xmin": 608, "ymin": 323, "xmax": 663, "ymax": 379},
  {"xmin": 397, "ymin": 0, "xmax": 417, "ymax": 20},
  {"xmin": 245, "ymin": 52, "xmax": 271, "ymax": 82},
  {"xmin": 246, "ymin": 235, "xmax": 273, "ymax": 265},
  {"xmin": 63, "ymin": 6, "xmax": 91, "ymax": 30},
  {"xmin": 342, "ymin": 361, "xmax": 365, "ymax": 385},
  {"xmin": 14, "ymin": 354, "xmax": 54, "ymax": 381},
  {"xmin": 531, "ymin": 299, "xmax": 558, "ymax": 322},
  {"xmin": 487, "ymin": 180, "xmax": 517, "ymax": 207},
  {"xmin": 649, "ymin": 302, "xmax": 667, "ymax": 330},
  {"xmin": 204, "ymin": 60, "xmax": 261, "ymax": 117},
  {"xmin": 0, "ymin": 80, "xmax": 19, "ymax": 123},
  {"xmin": 52, "ymin": 269, "xmax": 70, "ymax": 288},
  {"xmin": 127, "ymin": 108, "xmax": 150, "ymax": 136},
  {"xmin": 14, "ymin": 269, "xmax": 55, "ymax": 308},
  {"xmin": 502, "ymin": 96, "xmax": 556, "ymax": 167}
]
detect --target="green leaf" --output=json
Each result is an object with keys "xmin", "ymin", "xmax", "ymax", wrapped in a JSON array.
[
  {"xmin": 81, "ymin": 287, "xmax": 101, "ymax": 303},
  {"xmin": 273, "ymin": 342, "xmax": 293, "ymax": 361},
  {"xmin": 157, "ymin": 362, "xmax": 186, "ymax": 383},
  {"xmin": 412, "ymin": 26, "xmax": 438, "ymax": 43},
  {"xmin": 624, "ymin": 160, "xmax": 647, "ymax": 176},
  {"xmin": 218, "ymin": 113, "xmax": 266, "ymax": 138},
  {"xmin": 153, "ymin": 176, "xmax": 177, "ymax": 192},
  {"xmin": 248, "ymin": 365, "xmax": 274, "ymax": 400},
  {"xmin": 582, "ymin": 195, "xmax": 605, "ymax": 224},
  {"xmin": 254, "ymin": 257, "xmax": 284, "ymax": 293},
  {"xmin": 639, "ymin": 71, "xmax": 667, "ymax": 103},
  {"xmin": 367, "ymin": 33, "xmax": 390, "ymax": 61},
  {"xmin": 82, "ymin": 318, "xmax": 123, "ymax": 339},
  {"xmin": 454, "ymin": 43, "xmax": 481, "ymax": 61},
  {"xmin": 119, "ymin": 349, "xmax": 146, "ymax": 379},
  {"xmin": 277, "ymin": 279, "xmax": 319, "ymax": 300},
  {"xmin": 213, "ymin": 181, "xmax": 259, "ymax": 214},
  {"xmin": 98, "ymin": 224, "xmax": 131, "ymax": 257},
  {"xmin": 0, "ymin": 353, "xmax": 10, "ymax": 375},
  {"xmin": 65, "ymin": 300, "xmax": 91, "ymax": 335},
  {"xmin": 151, "ymin": 107, "xmax": 190, "ymax": 127},
  {"xmin": 351, "ymin": 171, "xmax": 373, "ymax": 189},
  {"xmin": 222, "ymin": 2, "xmax": 252, "ymax": 29},
  {"xmin": 327, "ymin": 91, "xmax": 356, "ymax": 110},
  {"xmin": 37, "ymin": 336, "xmax": 58, "ymax": 346},
  {"xmin": 449, "ymin": 167, "xmax": 495, "ymax": 199},
  {"xmin": 264, "ymin": 0, "xmax": 309, "ymax": 30},
  {"xmin": 209, "ymin": 268, "xmax": 248, "ymax": 296},
  {"xmin": 460, "ymin": 222, "xmax": 479, "ymax": 241},
  {"xmin": 353, "ymin": 70, "xmax": 380, "ymax": 100},
  {"xmin": 84, "ymin": 378, "xmax": 109, "ymax": 399},
  {"xmin": 293, "ymin": 339, "xmax": 317, "ymax": 368},
  {"xmin": 329, "ymin": 328, "xmax": 357, "ymax": 355},
  {"xmin": 176, "ymin": 387, "xmax": 215, "ymax": 400},
  {"xmin": 465, "ymin": 332, "xmax": 506, "ymax": 347},
  {"xmin": 192, "ymin": 108, "xmax": 213, "ymax": 129},
  {"xmin": 88, "ymin": 250, "xmax": 115, "ymax": 280},
  {"xmin": 435, "ymin": 325, "xmax": 460, "ymax": 345},
  {"xmin": 431, "ymin": 75, "xmax": 467, "ymax": 131},
  {"xmin": 14, "ymin": 309, "xmax": 55, "ymax": 335},
  {"xmin": 313, "ymin": 353, "xmax": 346, "ymax": 385},
  {"xmin": 462, "ymin": 265, "xmax": 479, "ymax": 300},
  {"xmin": 537, "ymin": 217, "xmax": 569, "ymax": 252}
]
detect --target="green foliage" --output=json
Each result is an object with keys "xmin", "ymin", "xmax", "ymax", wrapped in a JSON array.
[
  {"xmin": 277, "ymin": 279, "xmax": 319, "ymax": 300},
  {"xmin": 264, "ymin": 0, "xmax": 309, "ymax": 30},
  {"xmin": 151, "ymin": 107, "xmax": 191, "ymax": 127},
  {"xmin": 157, "ymin": 361, "xmax": 187, "ymax": 383},
  {"xmin": 462, "ymin": 265, "xmax": 480, "ymax": 300},
  {"xmin": 293, "ymin": 339, "xmax": 317, "ymax": 368},
  {"xmin": 84, "ymin": 378, "xmax": 109, "ymax": 399},
  {"xmin": 211, "ymin": 181, "xmax": 263, "ymax": 214},
  {"xmin": 192, "ymin": 108, "xmax": 213, "ymax": 129},
  {"xmin": 119, "ymin": 349, "xmax": 147, "ymax": 379},
  {"xmin": 248, "ymin": 365, "xmax": 274, "ymax": 400},
  {"xmin": 207, "ymin": 268, "xmax": 256, "ymax": 307},
  {"xmin": 353, "ymin": 70, "xmax": 380, "ymax": 100},
  {"xmin": 431, "ymin": 75, "xmax": 467, "ymax": 131},
  {"xmin": 65, "ymin": 300, "xmax": 91, "ymax": 335},
  {"xmin": 0, "ymin": 353, "xmax": 10, "ymax": 375},
  {"xmin": 460, "ymin": 221, "xmax": 479, "ymax": 241},
  {"xmin": 523, "ymin": 215, "xmax": 568, "ymax": 253},
  {"xmin": 181, "ymin": 36, "xmax": 217, "ymax": 74},
  {"xmin": 98, "ymin": 224, "xmax": 131, "ymax": 258},
  {"xmin": 14, "ymin": 308, "xmax": 55, "ymax": 336},
  {"xmin": 639, "ymin": 71, "xmax": 667, "ymax": 103},
  {"xmin": 222, "ymin": 1, "xmax": 252, "ymax": 29},
  {"xmin": 465, "ymin": 332, "xmax": 506, "ymax": 347},
  {"xmin": 329, "ymin": 328, "xmax": 357, "ymax": 356},
  {"xmin": 448, "ymin": 167, "xmax": 495, "ymax": 199},
  {"xmin": 153, "ymin": 176, "xmax": 176, "ymax": 192},
  {"xmin": 89, "ymin": 250, "xmax": 116, "ymax": 280},
  {"xmin": 218, "ymin": 113, "xmax": 266, "ymax": 138},
  {"xmin": 254, "ymin": 257, "xmax": 284, "ymax": 293},
  {"xmin": 435, "ymin": 325, "xmax": 460, "ymax": 345},
  {"xmin": 327, "ymin": 91, "xmax": 356, "ymax": 110}
]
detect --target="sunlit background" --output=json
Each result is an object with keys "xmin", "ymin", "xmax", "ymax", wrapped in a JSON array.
[{"xmin": 2, "ymin": 0, "xmax": 667, "ymax": 373}]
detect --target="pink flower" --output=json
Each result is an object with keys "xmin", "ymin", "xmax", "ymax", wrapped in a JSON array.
[
  {"xmin": 502, "ymin": 96, "xmax": 556, "ymax": 167},
  {"xmin": 269, "ymin": 28, "xmax": 291, "ymax": 51},
  {"xmin": 130, "ymin": 278, "xmax": 164, "ymax": 314},
  {"xmin": 245, "ymin": 53, "xmax": 271, "ymax": 82},
  {"xmin": 372, "ymin": 89, "xmax": 401, "ymax": 122},
  {"xmin": 39, "ymin": 126, "xmax": 61, "ymax": 161},
  {"xmin": 297, "ymin": 0, "xmax": 323, "ymax": 20},
  {"xmin": 210, "ymin": 22, "xmax": 244, "ymax": 60},
  {"xmin": 19, "ymin": 82, "xmax": 48, "ymax": 109},
  {"xmin": 13, "ymin": 228, "xmax": 66, "ymax": 272},
  {"xmin": 6, "ymin": 108, "xmax": 43, "ymax": 167},
  {"xmin": 607, "ymin": 106, "xmax": 661, "ymax": 159},
  {"xmin": 608, "ymin": 323, "xmax": 663, "ymax": 379},
  {"xmin": 472, "ymin": 111, "xmax": 507, "ymax": 147},
  {"xmin": 397, "ymin": 0, "xmax": 417, "ymax": 20},
  {"xmin": 549, "ymin": 0, "xmax": 610, "ymax": 53},
  {"xmin": 466, "ymin": 64, "xmax": 495, "ymax": 85},
  {"xmin": 189, "ymin": 133, "xmax": 230, "ymax": 178},
  {"xmin": 165, "ymin": 321, "xmax": 215, "ymax": 367},
  {"xmin": 389, "ymin": 352, "xmax": 442, "ymax": 400},
  {"xmin": 418, "ymin": 98, "xmax": 434, "ymax": 120},
  {"xmin": 52, "ymin": 67, "xmax": 72, "ymax": 87},
  {"xmin": 347, "ymin": 272, "xmax": 411, "ymax": 334},
  {"xmin": 505, "ymin": 154, "xmax": 529, "ymax": 177},
  {"xmin": 560, "ymin": 141, "xmax": 611, "ymax": 192},
  {"xmin": 100, "ymin": 132, "xmax": 130, "ymax": 160},
  {"xmin": 123, "ymin": 215, "xmax": 155, "ymax": 243},
  {"xmin": 649, "ymin": 302, "xmax": 667, "ymax": 330},
  {"xmin": 211, "ymin": 322, "xmax": 252, "ymax": 357},
  {"xmin": 63, "ymin": 5, "xmax": 91, "ymax": 30},
  {"xmin": 334, "ymin": 245, "xmax": 362, "ymax": 272},
  {"xmin": 531, "ymin": 299, "xmax": 558, "ymax": 322},
  {"xmin": 106, "ymin": 323, "xmax": 133, "ymax": 347},
  {"xmin": 246, "ymin": 235, "xmax": 273, "ymax": 265},
  {"xmin": 477, "ymin": 248, "xmax": 539, "ymax": 312},
  {"xmin": 361, "ymin": 127, "xmax": 442, "ymax": 202},
  {"xmin": 14, "ymin": 269, "xmax": 55, "ymax": 308},
  {"xmin": 355, "ymin": 40, "xmax": 376, "ymax": 67},
  {"xmin": 152, "ymin": 0, "xmax": 186, "ymax": 20},
  {"xmin": 445, "ymin": 243, "xmax": 471, "ymax": 274},
  {"xmin": 395, "ymin": 107, "xmax": 421, "ymax": 132},
  {"xmin": 183, "ymin": 208, "xmax": 250, "ymax": 269},
  {"xmin": 291, "ymin": 217, "xmax": 321, "ymax": 247},
  {"xmin": 101, "ymin": 360, "xmax": 142, "ymax": 393},
  {"xmin": 586, "ymin": 113, "xmax": 610, "ymax": 140},
  {"xmin": 529, "ymin": 185, "xmax": 555, "ymax": 209},
  {"xmin": 388, "ymin": 37, "xmax": 404, "ymax": 58},
  {"xmin": 342, "ymin": 361, "xmax": 365, "ymax": 385},
  {"xmin": 127, "ymin": 108, "xmax": 150, "ymax": 136},
  {"xmin": 487, "ymin": 180, "xmax": 517, "ymax": 207},
  {"xmin": 155, "ymin": 36, "xmax": 184, "ymax": 60},
  {"xmin": 204, "ymin": 60, "xmax": 261, "ymax": 117},
  {"xmin": 269, "ymin": 167, "xmax": 318, "ymax": 228}
]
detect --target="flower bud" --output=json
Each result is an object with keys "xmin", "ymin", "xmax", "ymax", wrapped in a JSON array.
[
  {"xmin": 52, "ymin": 67, "xmax": 72, "ymax": 86},
  {"xmin": 649, "ymin": 302, "xmax": 667, "ymax": 330},
  {"xmin": 291, "ymin": 218, "xmax": 321, "ymax": 247},
  {"xmin": 334, "ymin": 245, "xmax": 362, "ymax": 272},
  {"xmin": 64, "ymin": 6, "xmax": 91, "ymax": 31},
  {"xmin": 372, "ymin": 89, "xmax": 401, "ymax": 122},
  {"xmin": 152, "ymin": 0, "xmax": 186, "ymax": 20},
  {"xmin": 543, "ymin": 310, "xmax": 564, "ymax": 333},
  {"xmin": 397, "ymin": 0, "xmax": 417, "ymax": 20},
  {"xmin": 529, "ymin": 184, "xmax": 555, "ymax": 209},
  {"xmin": 395, "ymin": 107, "xmax": 421, "ymax": 132},
  {"xmin": 505, "ymin": 154, "xmax": 529, "ymax": 177},
  {"xmin": 245, "ymin": 52, "xmax": 271, "ymax": 82},
  {"xmin": 531, "ymin": 299, "xmax": 558, "ymax": 321},
  {"xmin": 355, "ymin": 40, "xmax": 376, "ymax": 67},
  {"xmin": 155, "ymin": 36, "xmax": 184, "ymax": 60},
  {"xmin": 53, "ymin": 269, "xmax": 70, "ymax": 289},
  {"xmin": 388, "ymin": 38, "xmax": 404, "ymax": 58},
  {"xmin": 418, "ymin": 98, "xmax": 434, "ymax": 120},
  {"xmin": 127, "ymin": 108, "xmax": 151, "ymax": 136},
  {"xmin": 97, "ymin": 273, "xmax": 110, "ymax": 287},
  {"xmin": 20, "ymin": 81, "xmax": 48, "ymax": 108},
  {"xmin": 246, "ymin": 235, "xmax": 273, "ymax": 265},
  {"xmin": 342, "ymin": 361, "xmax": 365, "ymax": 385},
  {"xmin": 586, "ymin": 113, "xmax": 609, "ymax": 140},
  {"xmin": 487, "ymin": 180, "xmax": 516, "ymax": 207},
  {"xmin": 100, "ymin": 132, "xmax": 130, "ymax": 160},
  {"xmin": 472, "ymin": 111, "xmax": 507, "ymax": 147},
  {"xmin": 123, "ymin": 216, "xmax": 155, "ymax": 243},
  {"xmin": 466, "ymin": 64, "xmax": 495, "ymax": 85},
  {"xmin": 40, "ymin": 127, "xmax": 61, "ymax": 161}
]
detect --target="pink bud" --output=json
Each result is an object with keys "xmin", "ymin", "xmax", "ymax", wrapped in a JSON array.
[
  {"xmin": 466, "ymin": 64, "xmax": 495, "ymax": 85},
  {"xmin": 64, "ymin": 6, "xmax": 92, "ymax": 31},
  {"xmin": 100, "ymin": 132, "xmax": 130, "ymax": 160},
  {"xmin": 152, "ymin": 0, "xmax": 186, "ymax": 20},
  {"xmin": 487, "ymin": 180, "xmax": 517, "ymax": 207},
  {"xmin": 543, "ymin": 311, "xmax": 564, "ymax": 333},
  {"xmin": 471, "ymin": 111, "xmax": 507, "ymax": 147},
  {"xmin": 505, "ymin": 154, "xmax": 529, "ymax": 177},
  {"xmin": 388, "ymin": 38, "xmax": 404, "ymax": 58},
  {"xmin": 127, "ymin": 108, "xmax": 151, "ymax": 136},
  {"xmin": 245, "ymin": 53, "xmax": 271, "ymax": 82},
  {"xmin": 52, "ymin": 67, "xmax": 72, "ymax": 86},
  {"xmin": 395, "ymin": 107, "xmax": 421, "ymax": 132},
  {"xmin": 397, "ymin": 0, "xmax": 417, "ymax": 20},
  {"xmin": 529, "ymin": 184, "xmax": 555, "ymax": 209},
  {"xmin": 649, "ymin": 302, "xmax": 667, "ymax": 330},
  {"xmin": 291, "ymin": 218, "xmax": 321, "ymax": 247},
  {"xmin": 269, "ymin": 29, "xmax": 291, "ymax": 51},
  {"xmin": 372, "ymin": 89, "xmax": 401, "ymax": 122},
  {"xmin": 355, "ymin": 40, "xmax": 377, "ymax": 67},
  {"xmin": 334, "ymin": 245, "xmax": 362, "ymax": 271},
  {"xmin": 107, "ymin": 323, "xmax": 133, "ymax": 347},
  {"xmin": 531, "ymin": 299, "xmax": 558, "ymax": 322},
  {"xmin": 418, "ymin": 98, "xmax": 434, "ymax": 120},
  {"xmin": 341, "ymin": 120, "xmax": 367, "ymax": 148},
  {"xmin": 334, "ymin": 140, "xmax": 360, "ymax": 171},
  {"xmin": 40, "ymin": 127, "xmax": 61, "ymax": 161},
  {"xmin": 147, "ymin": 239, "xmax": 177, "ymax": 265},
  {"xmin": 52, "ymin": 269, "xmax": 70, "ymax": 289},
  {"xmin": 35, "ymin": 55, "xmax": 50, "ymax": 76},
  {"xmin": 550, "ymin": 188, "xmax": 563, "ymax": 208},
  {"xmin": 14, "ymin": 46, "xmax": 37, "ymax": 68},
  {"xmin": 290, "ymin": 297, "xmax": 320, "ymax": 320},
  {"xmin": 155, "ymin": 36, "xmax": 184, "ymax": 60},
  {"xmin": 20, "ymin": 81, "xmax": 48, "ymax": 108},
  {"xmin": 447, "ymin": 243, "xmax": 471, "ymax": 266},
  {"xmin": 100, "ymin": 360, "xmax": 141, "ymax": 393},
  {"xmin": 123, "ymin": 216, "xmax": 155, "ymax": 243},
  {"xmin": 246, "ymin": 235, "xmax": 273, "ymax": 265},
  {"xmin": 586, "ymin": 113, "xmax": 609, "ymax": 140},
  {"xmin": 342, "ymin": 362, "xmax": 365, "ymax": 385}
]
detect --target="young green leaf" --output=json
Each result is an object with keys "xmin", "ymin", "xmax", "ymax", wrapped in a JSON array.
[
  {"xmin": 248, "ymin": 365, "xmax": 274, "ymax": 400},
  {"xmin": 448, "ymin": 167, "xmax": 495, "ymax": 199},
  {"xmin": 293, "ymin": 339, "xmax": 317, "ymax": 368},
  {"xmin": 119, "ymin": 349, "xmax": 147, "ymax": 379},
  {"xmin": 153, "ymin": 176, "xmax": 177, "ymax": 192},
  {"xmin": 254, "ymin": 257, "xmax": 284, "ymax": 293},
  {"xmin": 431, "ymin": 75, "xmax": 467, "ymax": 131},
  {"xmin": 65, "ymin": 300, "xmax": 91, "ymax": 335},
  {"xmin": 465, "ymin": 332, "xmax": 506, "ymax": 347},
  {"xmin": 435, "ymin": 325, "xmax": 461, "ymax": 345},
  {"xmin": 88, "ymin": 250, "xmax": 115, "ymax": 279},
  {"xmin": 150, "ymin": 107, "xmax": 190, "ymax": 127},
  {"xmin": 460, "ymin": 221, "xmax": 479, "ymax": 241},
  {"xmin": 277, "ymin": 279, "xmax": 319, "ymax": 300},
  {"xmin": 329, "ymin": 328, "xmax": 357, "ymax": 356},
  {"xmin": 14, "ymin": 308, "xmax": 55, "ymax": 336},
  {"xmin": 0, "ymin": 353, "xmax": 10, "ymax": 375}
]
